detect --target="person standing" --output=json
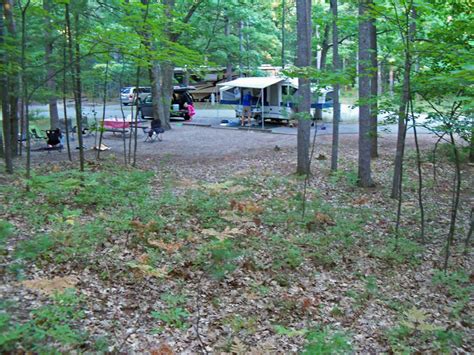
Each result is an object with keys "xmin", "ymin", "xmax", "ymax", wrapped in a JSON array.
[{"xmin": 241, "ymin": 91, "xmax": 252, "ymax": 126}]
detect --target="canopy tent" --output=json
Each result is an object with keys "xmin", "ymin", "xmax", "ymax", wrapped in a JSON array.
[
  {"xmin": 217, "ymin": 77, "xmax": 286, "ymax": 129},
  {"xmin": 217, "ymin": 77, "xmax": 285, "ymax": 90}
]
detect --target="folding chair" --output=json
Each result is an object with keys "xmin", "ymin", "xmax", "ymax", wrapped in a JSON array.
[
  {"xmin": 144, "ymin": 120, "xmax": 164, "ymax": 142},
  {"xmin": 30, "ymin": 128, "xmax": 47, "ymax": 142}
]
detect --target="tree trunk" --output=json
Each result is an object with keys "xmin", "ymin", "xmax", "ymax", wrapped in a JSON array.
[
  {"xmin": 149, "ymin": 62, "xmax": 168, "ymax": 128},
  {"xmin": 44, "ymin": 0, "xmax": 59, "ymax": 129},
  {"xmin": 65, "ymin": 3, "xmax": 84, "ymax": 171},
  {"xmin": 470, "ymin": 123, "xmax": 474, "ymax": 163},
  {"xmin": 330, "ymin": 0, "xmax": 340, "ymax": 171},
  {"xmin": 161, "ymin": 62, "xmax": 174, "ymax": 129},
  {"xmin": 225, "ymin": 16, "xmax": 233, "ymax": 80},
  {"xmin": 358, "ymin": 0, "xmax": 374, "ymax": 187},
  {"xmin": 319, "ymin": 23, "xmax": 330, "ymax": 70},
  {"xmin": 314, "ymin": 23, "xmax": 330, "ymax": 121},
  {"xmin": 369, "ymin": 7, "xmax": 378, "ymax": 158},
  {"xmin": 377, "ymin": 61, "xmax": 383, "ymax": 95},
  {"xmin": 281, "ymin": 0, "xmax": 286, "ymax": 68},
  {"xmin": 0, "ymin": 9, "xmax": 3, "ymax": 161},
  {"xmin": 0, "ymin": 126, "xmax": 4, "ymax": 158},
  {"xmin": 296, "ymin": 0, "xmax": 312, "ymax": 175},
  {"xmin": 3, "ymin": 0, "xmax": 18, "ymax": 159},
  {"xmin": 391, "ymin": 6, "xmax": 415, "ymax": 198},
  {"xmin": 1, "ymin": 4, "xmax": 12, "ymax": 171},
  {"xmin": 389, "ymin": 65, "xmax": 394, "ymax": 96},
  {"xmin": 239, "ymin": 20, "xmax": 243, "ymax": 77}
]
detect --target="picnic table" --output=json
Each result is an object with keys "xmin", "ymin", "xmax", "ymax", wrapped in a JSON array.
[{"xmin": 102, "ymin": 119, "xmax": 149, "ymax": 136}]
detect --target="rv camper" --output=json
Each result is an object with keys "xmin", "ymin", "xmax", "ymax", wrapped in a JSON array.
[{"xmin": 217, "ymin": 77, "xmax": 333, "ymax": 127}]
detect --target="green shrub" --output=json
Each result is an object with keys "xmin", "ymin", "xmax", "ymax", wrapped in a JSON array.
[
  {"xmin": 0, "ymin": 220, "xmax": 13, "ymax": 255},
  {"xmin": 369, "ymin": 237, "xmax": 423, "ymax": 265},
  {"xmin": 0, "ymin": 290, "xmax": 88, "ymax": 353},
  {"xmin": 151, "ymin": 293, "xmax": 190, "ymax": 330},
  {"xmin": 432, "ymin": 269, "xmax": 472, "ymax": 317},
  {"xmin": 303, "ymin": 327, "xmax": 352, "ymax": 354},
  {"xmin": 198, "ymin": 239, "xmax": 242, "ymax": 279},
  {"xmin": 426, "ymin": 143, "xmax": 471, "ymax": 164}
]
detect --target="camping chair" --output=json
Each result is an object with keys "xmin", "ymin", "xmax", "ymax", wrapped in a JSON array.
[
  {"xmin": 144, "ymin": 120, "xmax": 164, "ymax": 142},
  {"xmin": 30, "ymin": 128, "xmax": 47, "ymax": 142}
]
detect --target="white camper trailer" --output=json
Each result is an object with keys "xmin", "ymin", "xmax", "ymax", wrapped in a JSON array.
[{"xmin": 217, "ymin": 77, "xmax": 333, "ymax": 127}]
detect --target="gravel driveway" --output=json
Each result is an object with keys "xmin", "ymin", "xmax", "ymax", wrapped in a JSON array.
[{"xmin": 28, "ymin": 123, "xmax": 300, "ymax": 166}]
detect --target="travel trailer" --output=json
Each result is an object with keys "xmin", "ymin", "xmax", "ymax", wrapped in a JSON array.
[{"xmin": 217, "ymin": 77, "xmax": 333, "ymax": 127}]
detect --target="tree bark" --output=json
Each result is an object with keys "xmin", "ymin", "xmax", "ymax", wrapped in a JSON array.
[
  {"xmin": 0, "ymin": 3, "xmax": 12, "ymax": 172},
  {"xmin": 369, "ymin": 6, "xmax": 378, "ymax": 158},
  {"xmin": 470, "ymin": 122, "xmax": 474, "ymax": 163},
  {"xmin": 44, "ymin": 0, "xmax": 59, "ymax": 130},
  {"xmin": 391, "ymin": 5, "xmax": 415, "ymax": 198},
  {"xmin": 65, "ymin": 3, "xmax": 84, "ymax": 171},
  {"xmin": 3, "ymin": 0, "xmax": 18, "ymax": 158},
  {"xmin": 330, "ymin": 0, "xmax": 340, "ymax": 171},
  {"xmin": 389, "ymin": 65, "xmax": 394, "ymax": 96},
  {"xmin": 358, "ymin": 0, "xmax": 374, "ymax": 187},
  {"xmin": 225, "ymin": 16, "xmax": 233, "ymax": 80},
  {"xmin": 161, "ymin": 62, "xmax": 174, "ymax": 129},
  {"xmin": 314, "ymin": 22, "xmax": 330, "ymax": 121},
  {"xmin": 149, "ymin": 62, "xmax": 168, "ymax": 128},
  {"xmin": 319, "ymin": 23, "xmax": 330, "ymax": 71},
  {"xmin": 281, "ymin": 0, "xmax": 286, "ymax": 68},
  {"xmin": 239, "ymin": 20, "xmax": 243, "ymax": 77},
  {"xmin": 296, "ymin": 0, "xmax": 312, "ymax": 175}
]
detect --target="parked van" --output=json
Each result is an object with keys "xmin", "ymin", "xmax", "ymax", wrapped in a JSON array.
[
  {"xmin": 120, "ymin": 87, "xmax": 152, "ymax": 105},
  {"xmin": 139, "ymin": 86, "xmax": 195, "ymax": 120}
]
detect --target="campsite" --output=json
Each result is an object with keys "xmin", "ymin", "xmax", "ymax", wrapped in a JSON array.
[{"xmin": 1, "ymin": 0, "xmax": 472, "ymax": 353}]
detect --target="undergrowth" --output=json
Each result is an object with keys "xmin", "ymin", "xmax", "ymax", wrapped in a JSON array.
[{"xmin": 0, "ymin": 163, "xmax": 471, "ymax": 352}]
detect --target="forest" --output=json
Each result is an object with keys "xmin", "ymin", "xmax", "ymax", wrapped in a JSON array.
[{"xmin": 0, "ymin": 0, "xmax": 473, "ymax": 353}]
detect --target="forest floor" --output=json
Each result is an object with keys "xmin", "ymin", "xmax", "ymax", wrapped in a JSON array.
[{"xmin": 1, "ymin": 127, "xmax": 473, "ymax": 353}]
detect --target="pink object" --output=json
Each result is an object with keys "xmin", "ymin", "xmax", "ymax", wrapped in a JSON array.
[
  {"xmin": 187, "ymin": 104, "xmax": 196, "ymax": 117},
  {"xmin": 103, "ymin": 120, "xmax": 130, "ymax": 129}
]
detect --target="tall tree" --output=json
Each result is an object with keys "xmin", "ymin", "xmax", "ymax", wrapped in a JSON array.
[
  {"xmin": 357, "ymin": 0, "xmax": 374, "ymax": 187},
  {"xmin": 296, "ymin": 0, "xmax": 312, "ymax": 175},
  {"xmin": 224, "ymin": 15, "xmax": 233, "ymax": 80},
  {"xmin": 65, "ymin": 2, "xmax": 85, "ymax": 171},
  {"xmin": 43, "ymin": 0, "xmax": 59, "ymax": 130},
  {"xmin": 140, "ymin": 0, "xmax": 203, "ymax": 129},
  {"xmin": 2, "ymin": 0, "xmax": 17, "ymax": 173},
  {"xmin": 369, "ymin": 6, "xmax": 378, "ymax": 158},
  {"xmin": 281, "ymin": 0, "xmax": 286, "ymax": 68},
  {"xmin": 391, "ymin": 1, "xmax": 415, "ymax": 198},
  {"xmin": 1, "ymin": 3, "xmax": 11, "ymax": 171},
  {"xmin": 3, "ymin": 0, "xmax": 19, "ymax": 160},
  {"xmin": 330, "ymin": 0, "xmax": 340, "ymax": 171}
]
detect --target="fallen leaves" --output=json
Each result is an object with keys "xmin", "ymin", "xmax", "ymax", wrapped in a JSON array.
[
  {"xmin": 307, "ymin": 212, "xmax": 336, "ymax": 231},
  {"xmin": 127, "ymin": 261, "xmax": 168, "ymax": 278},
  {"xmin": 21, "ymin": 276, "xmax": 79, "ymax": 295},
  {"xmin": 201, "ymin": 226, "xmax": 245, "ymax": 241},
  {"xmin": 219, "ymin": 210, "xmax": 254, "ymax": 223},
  {"xmin": 148, "ymin": 239, "xmax": 183, "ymax": 253},
  {"xmin": 130, "ymin": 219, "xmax": 159, "ymax": 238},
  {"xmin": 230, "ymin": 199, "xmax": 264, "ymax": 214}
]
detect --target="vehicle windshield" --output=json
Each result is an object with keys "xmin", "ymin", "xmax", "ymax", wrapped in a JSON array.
[{"xmin": 120, "ymin": 87, "xmax": 131, "ymax": 93}]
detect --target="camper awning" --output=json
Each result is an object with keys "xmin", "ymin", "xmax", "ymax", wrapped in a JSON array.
[{"xmin": 217, "ymin": 77, "xmax": 285, "ymax": 89}]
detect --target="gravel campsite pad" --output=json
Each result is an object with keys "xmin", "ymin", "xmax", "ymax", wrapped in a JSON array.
[{"xmin": 1, "ymin": 126, "xmax": 473, "ymax": 353}]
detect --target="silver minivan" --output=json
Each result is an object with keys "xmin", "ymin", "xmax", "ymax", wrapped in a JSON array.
[{"xmin": 120, "ymin": 87, "xmax": 151, "ymax": 105}]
